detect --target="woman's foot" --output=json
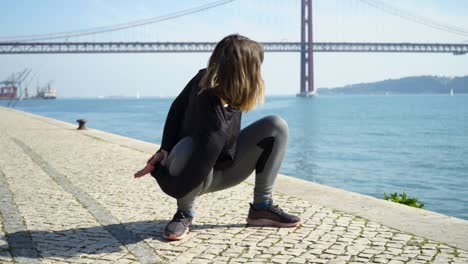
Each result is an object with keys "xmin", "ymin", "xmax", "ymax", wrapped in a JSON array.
[
  {"xmin": 246, "ymin": 203, "xmax": 302, "ymax": 227},
  {"xmin": 163, "ymin": 210, "xmax": 193, "ymax": 241}
]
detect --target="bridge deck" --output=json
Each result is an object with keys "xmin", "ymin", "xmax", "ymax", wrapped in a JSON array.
[{"xmin": 1, "ymin": 42, "xmax": 467, "ymax": 55}]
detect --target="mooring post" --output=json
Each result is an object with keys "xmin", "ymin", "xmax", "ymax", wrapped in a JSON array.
[{"xmin": 76, "ymin": 119, "xmax": 87, "ymax": 130}]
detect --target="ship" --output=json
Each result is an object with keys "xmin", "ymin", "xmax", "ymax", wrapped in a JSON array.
[
  {"xmin": 0, "ymin": 81, "xmax": 18, "ymax": 100},
  {"xmin": 35, "ymin": 84, "xmax": 57, "ymax": 99}
]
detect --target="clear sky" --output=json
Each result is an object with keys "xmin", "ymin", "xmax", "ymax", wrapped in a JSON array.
[{"xmin": 1, "ymin": 0, "xmax": 467, "ymax": 97}]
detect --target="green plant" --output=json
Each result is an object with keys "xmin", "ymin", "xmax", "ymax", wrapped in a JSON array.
[{"xmin": 383, "ymin": 192, "xmax": 424, "ymax": 208}]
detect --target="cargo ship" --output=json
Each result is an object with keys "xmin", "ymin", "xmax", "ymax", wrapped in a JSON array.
[
  {"xmin": 35, "ymin": 84, "xmax": 57, "ymax": 99},
  {"xmin": 0, "ymin": 81, "xmax": 18, "ymax": 100}
]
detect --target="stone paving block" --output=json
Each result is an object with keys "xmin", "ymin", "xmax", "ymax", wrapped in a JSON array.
[
  {"xmin": 385, "ymin": 248, "xmax": 403, "ymax": 255},
  {"xmin": 374, "ymin": 258, "xmax": 390, "ymax": 263},
  {"xmin": 288, "ymin": 257, "xmax": 307, "ymax": 263},
  {"xmin": 406, "ymin": 260, "xmax": 428, "ymax": 264},
  {"xmin": 211, "ymin": 257, "xmax": 231, "ymax": 263},
  {"xmin": 351, "ymin": 256, "xmax": 372, "ymax": 263},
  {"xmin": 361, "ymin": 248, "xmax": 383, "ymax": 255},
  {"xmin": 335, "ymin": 254, "xmax": 352, "ymax": 261},
  {"xmin": 280, "ymin": 249, "xmax": 305, "ymax": 257},
  {"xmin": 189, "ymin": 258, "xmax": 212, "ymax": 264},
  {"xmin": 324, "ymin": 248, "xmax": 343, "ymax": 255},
  {"xmin": 319, "ymin": 253, "xmax": 336, "ymax": 259},
  {"xmin": 271, "ymin": 255, "xmax": 294, "ymax": 263},
  {"xmin": 387, "ymin": 260, "xmax": 404, "ymax": 264},
  {"xmin": 357, "ymin": 252, "xmax": 373, "ymax": 259},
  {"xmin": 326, "ymin": 260, "xmax": 347, "ymax": 264},
  {"xmin": 308, "ymin": 258, "xmax": 328, "ymax": 263},
  {"xmin": 307, "ymin": 248, "xmax": 324, "ymax": 255}
]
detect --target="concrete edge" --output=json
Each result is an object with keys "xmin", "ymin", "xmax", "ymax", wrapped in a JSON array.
[
  {"xmin": 262, "ymin": 175, "xmax": 468, "ymax": 250},
  {"xmin": 4, "ymin": 107, "xmax": 467, "ymax": 251}
]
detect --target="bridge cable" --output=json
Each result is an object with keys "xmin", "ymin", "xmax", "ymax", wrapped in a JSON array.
[
  {"xmin": 358, "ymin": 0, "xmax": 468, "ymax": 38},
  {"xmin": 0, "ymin": 0, "xmax": 236, "ymax": 42}
]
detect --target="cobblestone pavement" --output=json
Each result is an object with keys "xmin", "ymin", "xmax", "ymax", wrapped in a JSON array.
[{"xmin": 0, "ymin": 108, "xmax": 467, "ymax": 264}]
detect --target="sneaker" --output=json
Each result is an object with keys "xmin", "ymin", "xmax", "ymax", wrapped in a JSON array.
[
  {"xmin": 163, "ymin": 210, "xmax": 193, "ymax": 241},
  {"xmin": 246, "ymin": 203, "xmax": 302, "ymax": 227}
]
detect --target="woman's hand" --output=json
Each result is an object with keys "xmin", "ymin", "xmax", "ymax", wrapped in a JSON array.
[{"xmin": 134, "ymin": 150, "xmax": 168, "ymax": 178}]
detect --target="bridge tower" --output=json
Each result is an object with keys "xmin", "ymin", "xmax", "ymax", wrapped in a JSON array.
[{"xmin": 297, "ymin": 0, "xmax": 315, "ymax": 97}]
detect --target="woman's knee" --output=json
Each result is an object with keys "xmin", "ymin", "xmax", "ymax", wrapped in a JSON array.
[{"xmin": 263, "ymin": 115, "xmax": 289, "ymax": 137}]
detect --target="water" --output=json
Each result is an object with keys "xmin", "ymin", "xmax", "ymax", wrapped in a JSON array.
[{"xmin": 2, "ymin": 95, "xmax": 467, "ymax": 220}]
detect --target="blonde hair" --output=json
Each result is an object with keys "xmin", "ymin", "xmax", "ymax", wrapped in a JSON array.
[{"xmin": 199, "ymin": 34, "xmax": 265, "ymax": 112}]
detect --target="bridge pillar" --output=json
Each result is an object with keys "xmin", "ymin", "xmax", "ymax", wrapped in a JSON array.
[{"xmin": 297, "ymin": 0, "xmax": 316, "ymax": 97}]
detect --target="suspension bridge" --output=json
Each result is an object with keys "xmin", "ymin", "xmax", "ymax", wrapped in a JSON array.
[{"xmin": 1, "ymin": 0, "xmax": 467, "ymax": 96}]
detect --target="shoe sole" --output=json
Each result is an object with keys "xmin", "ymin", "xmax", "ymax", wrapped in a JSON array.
[
  {"xmin": 246, "ymin": 218, "xmax": 302, "ymax": 228},
  {"xmin": 163, "ymin": 228, "xmax": 189, "ymax": 241}
]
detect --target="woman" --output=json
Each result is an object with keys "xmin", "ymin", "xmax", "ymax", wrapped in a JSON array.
[{"xmin": 134, "ymin": 34, "xmax": 301, "ymax": 241}]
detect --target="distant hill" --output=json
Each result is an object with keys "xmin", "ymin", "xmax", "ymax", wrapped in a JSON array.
[{"xmin": 318, "ymin": 76, "xmax": 468, "ymax": 95}]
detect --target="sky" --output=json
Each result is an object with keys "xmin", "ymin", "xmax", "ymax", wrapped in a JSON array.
[{"xmin": 1, "ymin": 0, "xmax": 468, "ymax": 97}]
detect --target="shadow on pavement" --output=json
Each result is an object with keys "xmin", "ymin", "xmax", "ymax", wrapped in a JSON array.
[{"xmin": 1, "ymin": 220, "xmax": 246, "ymax": 259}]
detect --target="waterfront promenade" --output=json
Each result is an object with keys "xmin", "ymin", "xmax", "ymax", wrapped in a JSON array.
[{"xmin": 0, "ymin": 106, "xmax": 467, "ymax": 264}]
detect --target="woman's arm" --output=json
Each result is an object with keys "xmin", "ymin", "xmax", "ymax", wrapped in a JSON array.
[
  {"xmin": 134, "ymin": 150, "xmax": 167, "ymax": 178},
  {"xmin": 135, "ymin": 71, "xmax": 202, "ymax": 179},
  {"xmin": 159, "ymin": 71, "xmax": 201, "ymax": 154}
]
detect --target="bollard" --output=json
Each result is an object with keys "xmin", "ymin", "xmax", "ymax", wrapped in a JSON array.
[{"xmin": 76, "ymin": 119, "xmax": 87, "ymax": 130}]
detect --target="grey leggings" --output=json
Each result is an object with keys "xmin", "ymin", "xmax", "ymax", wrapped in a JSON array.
[{"xmin": 165, "ymin": 115, "xmax": 288, "ymax": 212}]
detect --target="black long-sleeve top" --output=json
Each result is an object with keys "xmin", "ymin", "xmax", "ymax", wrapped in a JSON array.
[{"xmin": 151, "ymin": 69, "xmax": 242, "ymax": 198}]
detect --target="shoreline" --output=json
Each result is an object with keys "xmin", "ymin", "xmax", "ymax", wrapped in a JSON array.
[{"xmin": 3, "ymin": 106, "xmax": 467, "ymax": 251}]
